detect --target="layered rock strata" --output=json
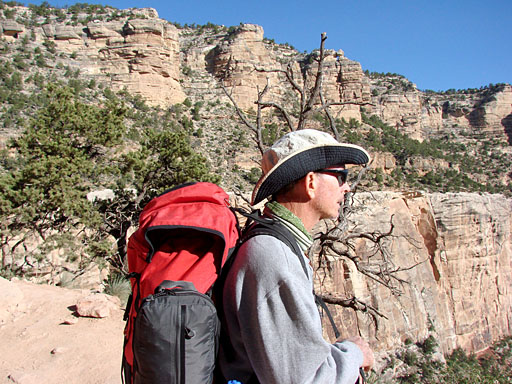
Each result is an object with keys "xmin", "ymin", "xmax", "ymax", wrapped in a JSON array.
[
  {"xmin": 314, "ymin": 192, "xmax": 512, "ymax": 357},
  {"xmin": 1, "ymin": 5, "xmax": 511, "ymax": 143}
]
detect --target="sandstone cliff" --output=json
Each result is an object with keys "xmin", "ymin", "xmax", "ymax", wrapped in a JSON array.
[
  {"xmin": 315, "ymin": 191, "xmax": 512, "ymax": 359},
  {"xmin": 1, "ymin": 3, "xmax": 510, "ymax": 195},
  {"xmin": 2, "ymin": 5, "xmax": 509, "ymax": 145}
]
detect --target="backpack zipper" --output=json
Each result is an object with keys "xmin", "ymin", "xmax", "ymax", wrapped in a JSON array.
[
  {"xmin": 149, "ymin": 287, "xmax": 216, "ymax": 307},
  {"xmin": 180, "ymin": 305, "xmax": 186, "ymax": 384}
]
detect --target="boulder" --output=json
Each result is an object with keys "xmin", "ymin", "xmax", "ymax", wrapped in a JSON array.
[
  {"xmin": 0, "ymin": 20, "xmax": 24, "ymax": 36},
  {"xmin": 76, "ymin": 293, "xmax": 121, "ymax": 318}
]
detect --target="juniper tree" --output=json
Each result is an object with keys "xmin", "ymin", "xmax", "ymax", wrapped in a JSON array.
[
  {"xmin": 0, "ymin": 84, "xmax": 126, "ymax": 272},
  {"xmin": 0, "ymin": 83, "xmax": 221, "ymax": 275},
  {"xmin": 99, "ymin": 127, "xmax": 221, "ymax": 273}
]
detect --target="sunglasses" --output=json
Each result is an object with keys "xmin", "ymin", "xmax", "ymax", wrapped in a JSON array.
[{"xmin": 316, "ymin": 169, "xmax": 349, "ymax": 186}]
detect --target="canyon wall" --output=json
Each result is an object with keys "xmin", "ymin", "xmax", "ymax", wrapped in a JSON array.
[
  {"xmin": 3, "ymin": 7, "xmax": 510, "ymax": 143},
  {"xmin": 314, "ymin": 191, "xmax": 512, "ymax": 357}
]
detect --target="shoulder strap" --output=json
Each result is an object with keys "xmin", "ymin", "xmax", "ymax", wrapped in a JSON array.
[
  {"xmin": 243, "ymin": 218, "xmax": 341, "ymax": 341},
  {"xmin": 315, "ymin": 295, "xmax": 340, "ymax": 338},
  {"xmin": 243, "ymin": 219, "xmax": 309, "ymax": 277}
]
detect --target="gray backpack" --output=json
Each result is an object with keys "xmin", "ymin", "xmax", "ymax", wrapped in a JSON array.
[{"xmin": 132, "ymin": 280, "xmax": 219, "ymax": 383}]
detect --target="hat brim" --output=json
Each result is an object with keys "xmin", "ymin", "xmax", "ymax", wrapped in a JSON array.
[{"xmin": 251, "ymin": 143, "xmax": 370, "ymax": 205}]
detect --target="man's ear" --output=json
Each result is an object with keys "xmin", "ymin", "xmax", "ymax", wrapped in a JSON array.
[{"xmin": 303, "ymin": 172, "xmax": 317, "ymax": 199}]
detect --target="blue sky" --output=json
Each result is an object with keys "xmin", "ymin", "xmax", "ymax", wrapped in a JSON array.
[{"xmin": 24, "ymin": 0, "xmax": 511, "ymax": 92}]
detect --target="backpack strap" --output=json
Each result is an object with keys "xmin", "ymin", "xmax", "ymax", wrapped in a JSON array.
[
  {"xmin": 315, "ymin": 295, "xmax": 341, "ymax": 338},
  {"xmin": 243, "ymin": 219, "xmax": 309, "ymax": 277},
  {"xmin": 242, "ymin": 217, "xmax": 341, "ymax": 339}
]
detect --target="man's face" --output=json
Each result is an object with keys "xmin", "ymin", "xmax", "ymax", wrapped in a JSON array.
[{"xmin": 313, "ymin": 167, "xmax": 351, "ymax": 220}]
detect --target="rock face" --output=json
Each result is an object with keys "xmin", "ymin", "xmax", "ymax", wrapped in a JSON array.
[
  {"xmin": 370, "ymin": 88, "xmax": 443, "ymax": 140},
  {"xmin": 431, "ymin": 193, "xmax": 512, "ymax": 350},
  {"xmin": 368, "ymin": 81, "xmax": 512, "ymax": 143},
  {"xmin": 314, "ymin": 191, "xmax": 512, "ymax": 357},
  {"xmin": 5, "ymin": 7, "xmax": 186, "ymax": 106},
  {"xmin": 0, "ymin": 19, "xmax": 24, "ymax": 37},
  {"xmin": 303, "ymin": 50, "xmax": 372, "ymax": 122},
  {"xmin": 90, "ymin": 16, "xmax": 185, "ymax": 105},
  {"xmin": 1, "ymin": 5, "xmax": 511, "ymax": 143},
  {"xmin": 467, "ymin": 86, "xmax": 512, "ymax": 138},
  {"xmin": 205, "ymin": 24, "xmax": 280, "ymax": 110}
]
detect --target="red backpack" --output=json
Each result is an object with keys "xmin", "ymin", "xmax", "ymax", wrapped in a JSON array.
[
  {"xmin": 122, "ymin": 182, "xmax": 241, "ymax": 383},
  {"xmin": 120, "ymin": 181, "xmax": 335, "ymax": 384}
]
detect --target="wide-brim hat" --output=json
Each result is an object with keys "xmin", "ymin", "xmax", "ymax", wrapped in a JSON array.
[{"xmin": 251, "ymin": 129, "xmax": 371, "ymax": 205}]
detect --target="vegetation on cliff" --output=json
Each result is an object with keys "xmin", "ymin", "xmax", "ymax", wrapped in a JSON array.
[
  {"xmin": 0, "ymin": 79, "xmax": 220, "ymax": 277},
  {"xmin": 368, "ymin": 335, "xmax": 512, "ymax": 384},
  {"xmin": 339, "ymin": 112, "xmax": 512, "ymax": 194}
]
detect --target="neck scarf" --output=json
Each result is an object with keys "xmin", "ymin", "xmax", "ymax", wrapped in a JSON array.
[{"xmin": 264, "ymin": 201, "xmax": 313, "ymax": 253}]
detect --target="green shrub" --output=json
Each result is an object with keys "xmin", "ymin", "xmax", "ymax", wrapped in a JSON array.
[
  {"xmin": 104, "ymin": 273, "xmax": 131, "ymax": 307},
  {"xmin": 418, "ymin": 335, "xmax": 438, "ymax": 355},
  {"xmin": 247, "ymin": 167, "xmax": 261, "ymax": 184},
  {"xmin": 387, "ymin": 336, "xmax": 512, "ymax": 384},
  {"xmin": 183, "ymin": 98, "xmax": 192, "ymax": 108},
  {"xmin": 402, "ymin": 350, "xmax": 418, "ymax": 366}
]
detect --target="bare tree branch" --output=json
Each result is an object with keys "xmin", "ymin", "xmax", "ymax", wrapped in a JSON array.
[
  {"xmin": 318, "ymin": 293, "xmax": 388, "ymax": 330},
  {"xmin": 319, "ymin": 91, "xmax": 339, "ymax": 139},
  {"xmin": 229, "ymin": 32, "xmax": 374, "ymax": 144},
  {"xmin": 254, "ymin": 63, "xmax": 303, "ymax": 98},
  {"xmin": 220, "ymin": 83, "xmax": 264, "ymax": 154},
  {"xmin": 258, "ymin": 101, "xmax": 295, "ymax": 131},
  {"xmin": 298, "ymin": 32, "xmax": 328, "ymax": 130},
  {"xmin": 255, "ymin": 81, "xmax": 269, "ymax": 152},
  {"xmin": 320, "ymin": 293, "xmax": 388, "ymax": 319},
  {"xmin": 318, "ymin": 100, "xmax": 375, "ymax": 109}
]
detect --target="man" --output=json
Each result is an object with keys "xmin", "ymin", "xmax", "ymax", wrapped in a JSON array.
[{"xmin": 219, "ymin": 129, "xmax": 374, "ymax": 384}]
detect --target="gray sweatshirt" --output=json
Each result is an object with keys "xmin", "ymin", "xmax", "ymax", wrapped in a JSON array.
[{"xmin": 218, "ymin": 234, "xmax": 363, "ymax": 384}]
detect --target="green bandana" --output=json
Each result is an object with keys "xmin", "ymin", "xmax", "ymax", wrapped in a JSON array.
[{"xmin": 264, "ymin": 201, "xmax": 313, "ymax": 253}]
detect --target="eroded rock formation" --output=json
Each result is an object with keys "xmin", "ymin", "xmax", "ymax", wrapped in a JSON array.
[
  {"xmin": 1, "ymin": 6, "xmax": 511, "ymax": 144},
  {"xmin": 314, "ymin": 191, "xmax": 512, "ymax": 357}
]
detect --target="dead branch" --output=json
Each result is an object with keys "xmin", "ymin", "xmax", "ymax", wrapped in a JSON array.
[
  {"xmin": 221, "ymin": 84, "xmax": 256, "ymax": 133},
  {"xmin": 221, "ymin": 31, "xmax": 374, "ymax": 150},
  {"xmin": 319, "ymin": 91, "xmax": 338, "ymax": 139},
  {"xmin": 318, "ymin": 292, "xmax": 387, "ymax": 330},
  {"xmin": 220, "ymin": 83, "xmax": 264, "ymax": 154},
  {"xmin": 258, "ymin": 100, "xmax": 295, "ymax": 131},
  {"xmin": 298, "ymin": 32, "xmax": 327, "ymax": 130},
  {"xmin": 317, "ymin": 100, "xmax": 375, "ymax": 110},
  {"xmin": 319, "ymin": 293, "xmax": 388, "ymax": 319},
  {"xmin": 254, "ymin": 63, "xmax": 303, "ymax": 98},
  {"xmin": 255, "ymin": 81, "xmax": 269, "ymax": 152},
  {"xmin": 314, "ymin": 211, "xmax": 415, "ymax": 297}
]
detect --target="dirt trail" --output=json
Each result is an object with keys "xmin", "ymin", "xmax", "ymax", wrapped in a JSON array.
[{"xmin": 0, "ymin": 278, "xmax": 125, "ymax": 384}]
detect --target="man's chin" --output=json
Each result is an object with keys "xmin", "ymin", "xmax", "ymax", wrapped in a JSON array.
[{"xmin": 327, "ymin": 211, "xmax": 340, "ymax": 220}]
